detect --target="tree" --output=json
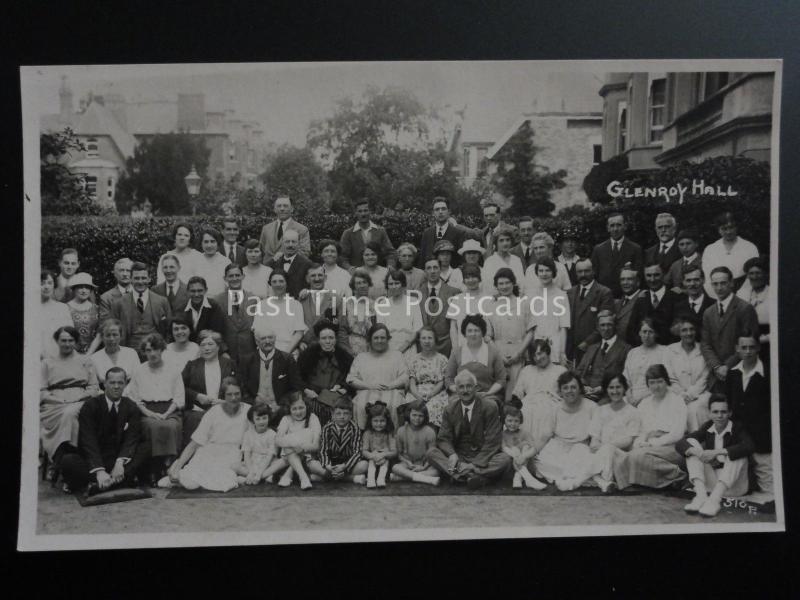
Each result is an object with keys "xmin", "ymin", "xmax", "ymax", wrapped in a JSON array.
[
  {"xmin": 40, "ymin": 128, "xmax": 105, "ymax": 216},
  {"xmin": 115, "ymin": 132, "xmax": 211, "ymax": 215},
  {"xmin": 261, "ymin": 145, "xmax": 330, "ymax": 214},
  {"xmin": 490, "ymin": 120, "xmax": 567, "ymax": 217},
  {"xmin": 582, "ymin": 153, "xmax": 629, "ymax": 204}
]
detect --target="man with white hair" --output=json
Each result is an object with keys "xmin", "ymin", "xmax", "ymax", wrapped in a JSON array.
[
  {"xmin": 240, "ymin": 328, "xmax": 304, "ymax": 416},
  {"xmin": 426, "ymin": 370, "xmax": 511, "ymax": 488},
  {"xmin": 98, "ymin": 257, "xmax": 133, "ymax": 322},
  {"xmin": 644, "ymin": 213, "xmax": 682, "ymax": 275},
  {"xmin": 259, "ymin": 196, "xmax": 311, "ymax": 264}
]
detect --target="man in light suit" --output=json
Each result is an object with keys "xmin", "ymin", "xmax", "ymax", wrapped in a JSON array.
[
  {"xmin": 110, "ymin": 262, "xmax": 172, "ymax": 357},
  {"xmin": 211, "ymin": 263, "xmax": 259, "ymax": 370},
  {"xmin": 576, "ymin": 311, "xmax": 632, "ymax": 402},
  {"xmin": 510, "ymin": 215, "xmax": 536, "ymax": 271},
  {"xmin": 427, "ymin": 370, "xmax": 511, "ymax": 489},
  {"xmin": 339, "ymin": 198, "xmax": 396, "ymax": 271},
  {"xmin": 416, "ymin": 257, "xmax": 459, "ymax": 358},
  {"xmin": 566, "ymin": 259, "xmax": 615, "ymax": 363},
  {"xmin": 418, "ymin": 196, "xmax": 471, "ymax": 268},
  {"xmin": 644, "ymin": 213, "xmax": 682, "ymax": 278},
  {"xmin": 701, "ymin": 266, "xmax": 759, "ymax": 390},
  {"xmin": 259, "ymin": 196, "xmax": 311, "ymax": 264},
  {"xmin": 266, "ymin": 229, "xmax": 314, "ymax": 299},
  {"xmin": 614, "ymin": 267, "xmax": 645, "ymax": 346},
  {"xmin": 589, "ymin": 212, "xmax": 643, "ymax": 298},
  {"xmin": 151, "ymin": 254, "xmax": 190, "ymax": 314},
  {"xmin": 221, "ymin": 218, "xmax": 248, "ymax": 268},
  {"xmin": 98, "ymin": 257, "xmax": 133, "ymax": 323}
]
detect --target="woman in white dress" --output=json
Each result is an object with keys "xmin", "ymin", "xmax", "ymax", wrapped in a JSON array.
[
  {"xmin": 165, "ymin": 377, "xmax": 249, "ymax": 492},
  {"xmin": 90, "ymin": 319, "xmax": 141, "ymax": 386},
  {"xmin": 434, "ymin": 240, "xmax": 463, "ymax": 291},
  {"xmin": 510, "ymin": 339, "xmax": 567, "ymax": 449},
  {"xmin": 194, "ymin": 227, "xmax": 230, "ymax": 297},
  {"xmin": 623, "ymin": 318, "xmax": 668, "ymax": 406},
  {"xmin": 375, "ymin": 268, "xmax": 423, "ymax": 360},
  {"xmin": 318, "ymin": 239, "xmax": 352, "ymax": 297},
  {"xmin": 41, "ymin": 269, "xmax": 73, "ymax": 359},
  {"xmin": 482, "ymin": 226, "xmax": 525, "ymax": 296},
  {"xmin": 251, "ymin": 271, "xmax": 307, "ymax": 356},
  {"xmin": 447, "ymin": 264, "xmax": 494, "ymax": 350},
  {"xmin": 241, "ymin": 239, "xmax": 272, "ymax": 300},
  {"xmin": 361, "ymin": 242, "xmax": 389, "ymax": 300},
  {"xmin": 664, "ymin": 317, "xmax": 710, "ymax": 431},
  {"xmin": 156, "ymin": 223, "xmax": 202, "ymax": 285},
  {"xmin": 162, "ymin": 316, "xmax": 200, "ymax": 373},
  {"xmin": 527, "ymin": 257, "xmax": 570, "ymax": 365}
]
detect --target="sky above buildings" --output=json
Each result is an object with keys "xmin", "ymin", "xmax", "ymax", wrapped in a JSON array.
[{"xmin": 26, "ymin": 62, "xmax": 608, "ymax": 146}]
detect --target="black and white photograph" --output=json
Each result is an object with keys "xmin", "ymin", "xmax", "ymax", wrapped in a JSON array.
[{"xmin": 19, "ymin": 59, "xmax": 783, "ymax": 550}]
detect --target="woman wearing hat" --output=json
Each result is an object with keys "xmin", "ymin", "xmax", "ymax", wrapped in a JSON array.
[
  {"xmin": 456, "ymin": 239, "xmax": 485, "ymax": 279},
  {"xmin": 66, "ymin": 272, "xmax": 101, "ymax": 355},
  {"xmin": 434, "ymin": 239, "xmax": 463, "ymax": 291}
]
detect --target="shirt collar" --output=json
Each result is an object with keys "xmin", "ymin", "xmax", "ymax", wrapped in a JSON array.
[
  {"xmin": 185, "ymin": 296, "xmax": 211, "ymax": 312},
  {"xmin": 707, "ymin": 421, "xmax": 733, "ymax": 436},
  {"xmin": 353, "ymin": 221, "xmax": 378, "ymax": 232},
  {"xmin": 581, "ymin": 280, "xmax": 595, "ymax": 293},
  {"xmin": 117, "ymin": 284, "xmax": 131, "ymax": 294},
  {"xmin": 435, "ymin": 222, "xmax": 449, "ymax": 233},
  {"xmin": 134, "ymin": 288, "xmax": 149, "ymax": 300},
  {"xmin": 718, "ymin": 293, "xmax": 734, "ymax": 311},
  {"xmin": 650, "ymin": 286, "xmax": 666, "ymax": 301},
  {"xmin": 258, "ymin": 348, "xmax": 275, "ymax": 363},
  {"xmin": 688, "ymin": 292, "xmax": 705, "ymax": 305},
  {"xmin": 659, "ymin": 238, "xmax": 676, "ymax": 251},
  {"xmin": 602, "ymin": 335, "xmax": 617, "ymax": 348},
  {"xmin": 731, "ymin": 358, "xmax": 764, "ymax": 377},
  {"xmin": 683, "ymin": 252, "xmax": 699, "ymax": 263},
  {"xmin": 428, "ymin": 280, "xmax": 442, "ymax": 292},
  {"xmin": 611, "ymin": 236, "xmax": 625, "ymax": 246},
  {"xmin": 105, "ymin": 395, "xmax": 120, "ymax": 410}
]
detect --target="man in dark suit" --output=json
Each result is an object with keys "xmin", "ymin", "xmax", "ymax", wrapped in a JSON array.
[
  {"xmin": 644, "ymin": 213, "xmax": 682, "ymax": 278},
  {"xmin": 701, "ymin": 267, "xmax": 759, "ymax": 390},
  {"xmin": 110, "ymin": 262, "xmax": 171, "ymax": 356},
  {"xmin": 590, "ymin": 212, "xmax": 643, "ymax": 298},
  {"xmin": 417, "ymin": 196, "xmax": 471, "ymax": 268},
  {"xmin": 626, "ymin": 262, "xmax": 680, "ymax": 346},
  {"xmin": 241, "ymin": 329, "xmax": 305, "ymax": 418},
  {"xmin": 59, "ymin": 367, "xmax": 150, "ymax": 493},
  {"xmin": 183, "ymin": 276, "xmax": 227, "ymax": 342},
  {"xmin": 416, "ymin": 257, "xmax": 459, "ymax": 358},
  {"xmin": 477, "ymin": 202, "xmax": 517, "ymax": 259},
  {"xmin": 299, "ymin": 263, "xmax": 344, "ymax": 348},
  {"xmin": 266, "ymin": 229, "xmax": 313, "ymax": 298},
  {"xmin": 98, "ymin": 257, "xmax": 133, "ymax": 323},
  {"xmin": 676, "ymin": 393, "xmax": 755, "ymax": 516},
  {"xmin": 672, "ymin": 264, "xmax": 715, "ymax": 338},
  {"xmin": 666, "ymin": 228, "xmax": 702, "ymax": 292},
  {"xmin": 211, "ymin": 263, "xmax": 259, "ymax": 370},
  {"xmin": 339, "ymin": 198, "xmax": 396, "ymax": 271},
  {"xmin": 566, "ymin": 258, "xmax": 615, "ymax": 363},
  {"xmin": 510, "ymin": 215, "xmax": 536, "ymax": 271},
  {"xmin": 576, "ymin": 310, "xmax": 631, "ymax": 402},
  {"xmin": 151, "ymin": 254, "xmax": 190, "ymax": 314},
  {"xmin": 221, "ymin": 218, "xmax": 248, "ymax": 268},
  {"xmin": 426, "ymin": 370, "xmax": 511, "ymax": 488},
  {"xmin": 614, "ymin": 267, "xmax": 644, "ymax": 345}
]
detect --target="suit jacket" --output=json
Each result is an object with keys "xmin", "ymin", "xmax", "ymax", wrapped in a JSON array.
[
  {"xmin": 566, "ymin": 281, "xmax": 615, "ymax": 360},
  {"xmin": 77, "ymin": 395, "xmax": 143, "ymax": 472},
  {"xmin": 221, "ymin": 242, "xmax": 248, "ymax": 268},
  {"xmin": 672, "ymin": 293, "xmax": 715, "ymax": 339},
  {"xmin": 267, "ymin": 253, "xmax": 314, "ymax": 299},
  {"xmin": 675, "ymin": 419, "xmax": 755, "ymax": 462},
  {"xmin": 666, "ymin": 254, "xmax": 702, "ymax": 290},
  {"xmin": 416, "ymin": 282, "xmax": 459, "ymax": 358},
  {"xmin": 725, "ymin": 368, "xmax": 771, "ymax": 453},
  {"xmin": 626, "ymin": 287, "xmax": 681, "ymax": 346},
  {"xmin": 300, "ymin": 291, "xmax": 344, "ymax": 345},
  {"xmin": 110, "ymin": 291, "xmax": 172, "ymax": 350},
  {"xmin": 590, "ymin": 238, "xmax": 643, "ymax": 298},
  {"xmin": 700, "ymin": 296, "xmax": 759, "ymax": 372},
  {"xmin": 645, "ymin": 241, "xmax": 682, "ymax": 279},
  {"xmin": 240, "ymin": 349, "xmax": 305, "ymax": 406},
  {"xmin": 510, "ymin": 243, "xmax": 536, "ymax": 271},
  {"xmin": 436, "ymin": 397, "xmax": 504, "ymax": 468},
  {"xmin": 576, "ymin": 337, "xmax": 632, "ymax": 389},
  {"xmin": 211, "ymin": 290, "xmax": 259, "ymax": 369},
  {"xmin": 151, "ymin": 280, "xmax": 190, "ymax": 314},
  {"xmin": 614, "ymin": 289, "xmax": 645, "ymax": 345},
  {"xmin": 181, "ymin": 355, "xmax": 238, "ymax": 411},
  {"xmin": 98, "ymin": 286, "xmax": 131, "ymax": 323},
  {"xmin": 182, "ymin": 297, "xmax": 227, "ymax": 342},
  {"xmin": 259, "ymin": 218, "xmax": 311, "ymax": 264},
  {"xmin": 417, "ymin": 223, "xmax": 470, "ymax": 268},
  {"xmin": 340, "ymin": 224, "xmax": 396, "ymax": 269}
]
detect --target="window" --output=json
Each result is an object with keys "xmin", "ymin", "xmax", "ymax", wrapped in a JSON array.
[
  {"xmin": 107, "ymin": 177, "xmax": 113, "ymax": 187},
  {"xmin": 462, "ymin": 148, "xmax": 470, "ymax": 177},
  {"xmin": 617, "ymin": 101, "xmax": 628, "ymax": 153},
  {"xmin": 648, "ymin": 78, "xmax": 666, "ymax": 143},
  {"xmin": 86, "ymin": 137, "xmax": 99, "ymax": 158},
  {"xmin": 476, "ymin": 147, "xmax": 488, "ymax": 177},
  {"xmin": 85, "ymin": 175, "xmax": 97, "ymax": 199},
  {"xmin": 704, "ymin": 72, "xmax": 730, "ymax": 99},
  {"xmin": 592, "ymin": 144, "xmax": 602, "ymax": 165}
]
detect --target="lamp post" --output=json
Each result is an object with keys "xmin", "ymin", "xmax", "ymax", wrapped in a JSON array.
[{"xmin": 184, "ymin": 164, "xmax": 201, "ymax": 215}]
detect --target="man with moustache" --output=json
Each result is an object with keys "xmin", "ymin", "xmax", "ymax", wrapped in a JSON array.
[{"xmin": 566, "ymin": 258, "xmax": 615, "ymax": 363}]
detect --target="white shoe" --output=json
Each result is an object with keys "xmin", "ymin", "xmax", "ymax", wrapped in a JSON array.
[
  {"xmin": 523, "ymin": 474, "xmax": 547, "ymax": 490},
  {"xmin": 352, "ymin": 474, "xmax": 366, "ymax": 485},
  {"xmin": 512, "ymin": 472, "xmax": 523, "ymax": 489},
  {"xmin": 278, "ymin": 475, "xmax": 292, "ymax": 487},
  {"xmin": 389, "ymin": 473, "xmax": 403, "ymax": 482},
  {"xmin": 428, "ymin": 476, "xmax": 441, "ymax": 486},
  {"xmin": 684, "ymin": 494, "xmax": 707, "ymax": 513},
  {"xmin": 699, "ymin": 497, "xmax": 721, "ymax": 517},
  {"xmin": 555, "ymin": 478, "xmax": 578, "ymax": 492},
  {"xmin": 156, "ymin": 476, "xmax": 173, "ymax": 489}
]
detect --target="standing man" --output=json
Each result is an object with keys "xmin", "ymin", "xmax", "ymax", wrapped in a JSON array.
[
  {"xmin": 590, "ymin": 212, "xmax": 643, "ymax": 298},
  {"xmin": 182, "ymin": 276, "xmax": 227, "ymax": 342},
  {"xmin": 110, "ymin": 262, "xmax": 171, "ymax": 356},
  {"xmin": 666, "ymin": 228, "xmax": 702, "ymax": 292},
  {"xmin": 510, "ymin": 215, "xmax": 536, "ymax": 271},
  {"xmin": 339, "ymin": 198, "xmax": 396, "ymax": 271},
  {"xmin": 259, "ymin": 196, "xmax": 311, "ymax": 264},
  {"xmin": 565, "ymin": 258, "xmax": 615, "ymax": 363},
  {"xmin": 626, "ymin": 262, "xmax": 680, "ymax": 346},
  {"xmin": 644, "ymin": 213, "xmax": 681, "ymax": 276},
  {"xmin": 702, "ymin": 211, "xmax": 759, "ymax": 296},
  {"xmin": 556, "ymin": 231, "xmax": 582, "ymax": 287},
  {"xmin": 151, "ymin": 255, "xmax": 190, "ymax": 314},
  {"xmin": 212, "ymin": 263, "xmax": 259, "ymax": 370},
  {"xmin": 417, "ymin": 196, "xmax": 470, "ymax": 268},
  {"xmin": 221, "ymin": 218, "xmax": 248, "ymax": 268},
  {"xmin": 98, "ymin": 257, "xmax": 133, "ymax": 322},
  {"xmin": 426, "ymin": 370, "xmax": 511, "ymax": 489},
  {"xmin": 672, "ymin": 265, "xmax": 715, "ymax": 338},
  {"xmin": 417, "ymin": 257, "xmax": 459, "ymax": 358},
  {"xmin": 53, "ymin": 248, "xmax": 84, "ymax": 302},
  {"xmin": 266, "ymin": 229, "xmax": 314, "ymax": 298},
  {"xmin": 614, "ymin": 267, "xmax": 645, "ymax": 346},
  {"xmin": 478, "ymin": 202, "xmax": 516, "ymax": 259}
]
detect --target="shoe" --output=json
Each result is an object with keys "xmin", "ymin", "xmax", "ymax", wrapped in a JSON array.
[
  {"xmin": 376, "ymin": 479, "xmax": 386, "ymax": 489},
  {"xmin": 698, "ymin": 498, "xmax": 721, "ymax": 517},
  {"xmin": 309, "ymin": 474, "xmax": 323, "ymax": 482},
  {"xmin": 466, "ymin": 475, "xmax": 488, "ymax": 490},
  {"xmin": 85, "ymin": 483, "xmax": 100, "ymax": 497},
  {"xmin": 389, "ymin": 473, "xmax": 403, "ymax": 482},
  {"xmin": 555, "ymin": 478, "xmax": 578, "ymax": 492},
  {"xmin": 684, "ymin": 495, "xmax": 707, "ymax": 514},
  {"xmin": 278, "ymin": 476, "xmax": 292, "ymax": 487},
  {"xmin": 352, "ymin": 474, "xmax": 366, "ymax": 485},
  {"xmin": 61, "ymin": 482, "xmax": 72, "ymax": 494},
  {"xmin": 512, "ymin": 472, "xmax": 523, "ymax": 489},
  {"xmin": 429, "ymin": 476, "xmax": 441, "ymax": 487},
  {"xmin": 299, "ymin": 479, "xmax": 313, "ymax": 490},
  {"xmin": 264, "ymin": 475, "xmax": 274, "ymax": 484},
  {"xmin": 156, "ymin": 476, "xmax": 173, "ymax": 489}
]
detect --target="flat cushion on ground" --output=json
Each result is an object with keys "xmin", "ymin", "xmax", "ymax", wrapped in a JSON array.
[{"xmin": 75, "ymin": 486, "xmax": 152, "ymax": 507}]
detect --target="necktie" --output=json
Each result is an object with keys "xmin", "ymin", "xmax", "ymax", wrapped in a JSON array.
[
  {"xmin": 283, "ymin": 258, "xmax": 292, "ymax": 271},
  {"xmin": 436, "ymin": 227, "xmax": 443, "ymax": 240},
  {"xmin": 580, "ymin": 287, "xmax": 587, "ymax": 300},
  {"xmin": 232, "ymin": 300, "xmax": 239, "ymax": 314},
  {"xmin": 651, "ymin": 291, "xmax": 658, "ymax": 308},
  {"xmin": 684, "ymin": 259, "xmax": 690, "ymax": 266},
  {"xmin": 621, "ymin": 295, "xmax": 629, "ymax": 307},
  {"xmin": 228, "ymin": 245, "xmax": 235, "ymax": 262},
  {"xmin": 660, "ymin": 244, "xmax": 668, "ymax": 256},
  {"xmin": 612, "ymin": 241, "xmax": 619, "ymax": 255},
  {"xmin": 719, "ymin": 303, "xmax": 725, "ymax": 318},
  {"xmin": 429, "ymin": 286, "xmax": 436, "ymax": 298},
  {"xmin": 136, "ymin": 292, "xmax": 144, "ymax": 313},
  {"xmin": 109, "ymin": 401, "xmax": 118, "ymax": 421},
  {"xmin": 601, "ymin": 341, "xmax": 609, "ymax": 354},
  {"xmin": 167, "ymin": 284, "xmax": 175, "ymax": 303},
  {"xmin": 277, "ymin": 221, "xmax": 284, "ymax": 241},
  {"xmin": 524, "ymin": 247, "xmax": 531, "ymax": 263},
  {"xmin": 463, "ymin": 407, "xmax": 471, "ymax": 427},
  {"xmin": 690, "ymin": 300, "xmax": 697, "ymax": 313}
]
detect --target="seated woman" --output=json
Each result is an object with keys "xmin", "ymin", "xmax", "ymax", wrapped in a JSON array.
[
  {"xmin": 664, "ymin": 317, "xmax": 710, "ymax": 431},
  {"xmin": 40, "ymin": 326, "xmax": 100, "ymax": 486},
  {"xmin": 90, "ymin": 318, "xmax": 141, "ymax": 387},
  {"xmin": 510, "ymin": 339, "xmax": 567, "ymax": 450},
  {"xmin": 125, "ymin": 333, "xmax": 185, "ymax": 485},
  {"xmin": 181, "ymin": 329, "xmax": 238, "ymax": 446},
  {"xmin": 361, "ymin": 242, "xmax": 389, "ymax": 300},
  {"xmin": 298, "ymin": 319, "xmax": 354, "ymax": 426},
  {"xmin": 528, "ymin": 257, "xmax": 571, "ymax": 365},
  {"xmin": 241, "ymin": 238, "xmax": 273, "ymax": 300},
  {"xmin": 66, "ymin": 272, "xmax": 101, "ymax": 354},
  {"xmin": 346, "ymin": 323, "xmax": 409, "ymax": 429},
  {"xmin": 611, "ymin": 364, "xmax": 688, "ymax": 490},
  {"xmin": 445, "ymin": 314, "xmax": 506, "ymax": 411},
  {"xmin": 164, "ymin": 377, "xmax": 249, "ymax": 492},
  {"xmin": 339, "ymin": 269, "xmax": 376, "ymax": 356},
  {"xmin": 41, "ymin": 269, "xmax": 73, "ymax": 359},
  {"xmin": 375, "ymin": 268, "xmax": 423, "ymax": 360},
  {"xmin": 533, "ymin": 371, "xmax": 597, "ymax": 491},
  {"xmin": 406, "ymin": 326, "xmax": 449, "ymax": 429},
  {"xmin": 447, "ymin": 264, "xmax": 494, "ymax": 350},
  {"xmin": 623, "ymin": 318, "xmax": 668, "ymax": 406},
  {"xmin": 396, "ymin": 243, "xmax": 426, "ymax": 292},
  {"xmin": 162, "ymin": 316, "xmax": 200, "ymax": 373}
]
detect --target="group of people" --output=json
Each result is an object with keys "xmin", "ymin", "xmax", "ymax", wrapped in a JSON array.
[{"xmin": 40, "ymin": 195, "xmax": 774, "ymax": 517}]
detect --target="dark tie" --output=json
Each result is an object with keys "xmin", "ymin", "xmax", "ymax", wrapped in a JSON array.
[
  {"xmin": 621, "ymin": 295, "xmax": 629, "ymax": 307},
  {"xmin": 283, "ymin": 259, "xmax": 292, "ymax": 271},
  {"xmin": 612, "ymin": 241, "xmax": 619, "ymax": 255},
  {"xmin": 228, "ymin": 245, "xmax": 235, "ymax": 262},
  {"xmin": 524, "ymin": 247, "xmax": 531, "ymax": 263},
  {"xmin": 167, "ymin": 284, "xmax": 175, "ymax": 303},
  {"xmin": 136, "ymin": 293, "xmax": 144, "ymax": 313},
  {"xmin": 690, "ymin": 300, "xmax": 697, "ymax": 313},
  {"xmin": 660, "ymin": 244, "xmax": 668, "ymax": 257},
  {"xmin": 232, "ymin": 300, "xmax": 240, "ymax": 314},
  {"xmin": 601, "ymin": 341, "xmax": 609, "ymax": 354},
  {"xmin": 651, "ymin": 291, "xmax": 658, "ymax": 308},
  {"xmin": 719, "ymin": 303, "xmax": 725, "ymax": 318},
  {"xmin": 580, "ymin": 287, "xmax": 587, "ymax": 300},
  {"xmin": 277, "ymin": 221, "xmax": 284, "ymax": 241},
  {"xmin": 436, "ymin": 227, "xmax": 443, "ymax": 240},
  {"xmin": 463, "ymin": 407, "xmax": 471, "ymax": 427},
  {"xmin": 109, "ymin": 401, "xmax": 118, "ymax": 421},
  {"xmin": 429, "ymin": 286, "xmax": 436, "ymax": 298},
  {"xmin": 684, "ymin": 259, "xmax": 690, "ymax": 266}
]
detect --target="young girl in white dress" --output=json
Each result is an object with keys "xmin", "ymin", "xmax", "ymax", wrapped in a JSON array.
[
  {"xmin": 236, "ymin": 403, "xmax": 277, "ymax": 485},
  {"xmin": 267, "ymin": 394, "xmax": 321, "ymax": 490},
  {"xmin": 360, "ymin": 401, "xmax": 397, "ymax": 488}
]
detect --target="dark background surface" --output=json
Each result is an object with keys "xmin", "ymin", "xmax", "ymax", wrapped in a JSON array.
[{"xmin": 3, "ymin": 0, "xmax": 799, "ymax": 594}]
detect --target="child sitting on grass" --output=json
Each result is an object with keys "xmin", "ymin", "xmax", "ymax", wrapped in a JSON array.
[
  {"xmin": 390, "ymin": 400, "xmax": 440, "ymax": 486},
  {"xmin": 271, "ymin": 394, "xmax": 321, "ymax": 490},
  {"xmin": 235, "ymin": 403, "xmax": 277, "ymax": 485},
  {"xmin": 502, "ymin": 405, "xmax": 547, "ymax": 490},
  {"xmin": 361, "ymin": 401, "xmax": 397, "ymax": 488},
  {"xmin": 310, "ymin": 396, "xmax": 368, "ymax": 484}
]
